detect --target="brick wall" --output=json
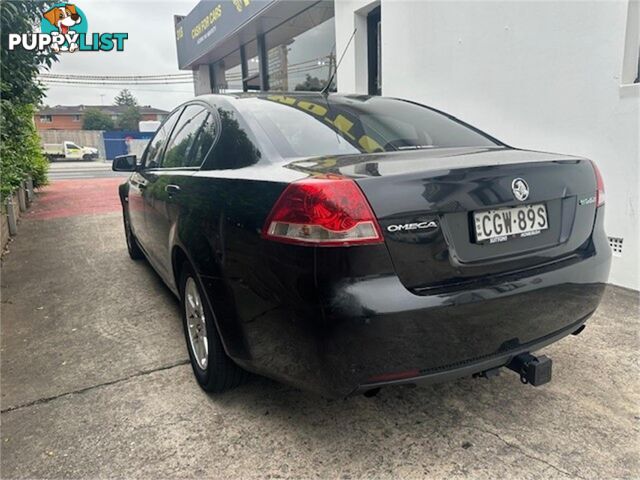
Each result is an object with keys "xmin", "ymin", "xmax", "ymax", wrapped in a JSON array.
[
  {"xmin": 35, "ymin": 113, "xmax": 164, "ymax": 131},
  {"xmin": 36, "ymin": 115, "xmax": 83, "ymax": 130}
]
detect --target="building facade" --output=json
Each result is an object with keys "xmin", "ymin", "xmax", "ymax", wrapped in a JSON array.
[
  {"xmin": 337, "ymin": 0, "xmax": 639, "ymax": 290},
  {"xmin": 175, "ymin": 0, "xmax": 639, "ymax": 290},
  {"xmin": 35, "ymin": 105, "xmax": 168, "ymax": 131},
  {"xmin": 174, "ymin": 0, "xmax": 337, "ymax": 94}
]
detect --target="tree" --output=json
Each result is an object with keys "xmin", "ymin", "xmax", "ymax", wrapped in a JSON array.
[
  {"xmin": 82, "ymin": 108, "xmax": 115, "ymax": 130},
  {"xmin": 117, "ymin": 106, "xmax": 142, "ymax": 131},
  {"xmin": 114, "ymin": 89, "xmax": 138, "ymax": 107},
  {"xmin": 1, "ymin": 1, "xmax": 59, "ymax": 197},
  {"xmin": 294, "ymin": 74, "xmax": 329, "ymax": 92},
  {"xmin": 1, "ymin": 2, "xmax": 57, "ymax": 105}
]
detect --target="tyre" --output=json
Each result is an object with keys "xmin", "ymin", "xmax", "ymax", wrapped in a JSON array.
[
  {"xmin": 123, "ymin": 209, "xmax": 144, "ymax": 260},
  {"xmin": 179, "ymin": 262, "xmax": 247, "ymax": 393},
  {"xmin": 83, "ymin": 154, "xmax": 92, "ymax": 161}
]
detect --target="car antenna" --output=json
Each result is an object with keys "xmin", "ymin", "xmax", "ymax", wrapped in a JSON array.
[{"xmin": 321, "ymin": 28, "xmax": 357, "ymax": 97}]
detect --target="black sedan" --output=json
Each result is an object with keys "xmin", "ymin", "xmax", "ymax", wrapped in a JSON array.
[{"xmin": 113, "ymin": 93, "xmax": 611, "ymax": 397}]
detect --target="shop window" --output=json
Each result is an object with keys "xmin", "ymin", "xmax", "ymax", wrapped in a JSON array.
[
  {"xmin": 367, "ymin": 6, "xmax": 381, "ymax": 95},
  {"xmin": 265, "ymin": 3, "xmax": 336, "ymax": 92},
  {"xmin": 622, "ymin": 0, "xmax": 639, "ymax": 84},
  {"xmin": 244, "ymin": 40, "xmax": 261, "ymax": 91},
  {"xmin": 214, "ymin": 49, "xmax": 243, "ymax": 93}
]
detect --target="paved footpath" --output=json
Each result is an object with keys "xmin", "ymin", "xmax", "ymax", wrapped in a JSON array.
[
  {"xmin": 1, "ymin": 177, "xmax": 638, "ymax": 479},
  {"xmin": 47, "ymin": 159, "xmax": 129, "ymax": 180}
]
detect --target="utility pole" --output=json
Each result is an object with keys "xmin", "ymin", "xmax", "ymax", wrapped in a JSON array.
[{"xmin": 326, "ymin": 53, "xmax": 335, "ymax": 90}]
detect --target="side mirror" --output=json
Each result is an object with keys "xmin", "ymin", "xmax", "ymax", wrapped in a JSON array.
[{"xmin": 112, "ymin": 154, "xmax": 137, "ymax": 172}]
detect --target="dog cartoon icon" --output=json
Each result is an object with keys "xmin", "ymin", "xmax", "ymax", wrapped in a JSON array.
[{"xmin": 43, "ymin": 4, "xmax": 82, "ymax": 52}]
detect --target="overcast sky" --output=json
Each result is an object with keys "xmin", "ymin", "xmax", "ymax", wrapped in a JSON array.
[{"xmin": 43, "ymin": 0, "xmax": 197, "ymax": 111}]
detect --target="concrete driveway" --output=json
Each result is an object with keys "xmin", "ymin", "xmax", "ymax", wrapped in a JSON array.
[{"xmin": 1, "ymin": 178, "xmax": 638, "ymax": 479}]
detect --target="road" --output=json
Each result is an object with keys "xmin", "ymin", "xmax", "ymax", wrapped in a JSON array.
[
  {"xmin": 48, "ymin": 159, "xmax": 129, "ymax": 180},
  {"xmin": 0, "ymin": 177, "xmax": 638, "ymax": 479}
]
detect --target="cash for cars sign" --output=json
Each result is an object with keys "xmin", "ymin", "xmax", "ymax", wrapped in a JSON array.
[
  {"xmin": 7, "ymin": 3, "xmax": 128, "ymax": 53},
  {"xmin": 175, "ymin": 0, "xmax": 275, "ymax": 69}
]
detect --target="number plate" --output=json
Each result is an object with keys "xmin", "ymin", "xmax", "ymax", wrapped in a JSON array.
[{"xmin": 474, "ymin": 203, "xmax": 548, "ymax": 244}]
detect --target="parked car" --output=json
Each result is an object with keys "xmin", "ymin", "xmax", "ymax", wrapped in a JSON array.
[
  {"xmin": 113, "ymin": 93, "xmax": 611, "ymax": 397},
  {"xmin": 43, "ymin": 141, "xmax": 99, "ymax": 161}
]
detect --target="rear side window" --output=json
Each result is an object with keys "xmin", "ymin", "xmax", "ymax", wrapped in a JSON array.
[
  {"xmin": 188, "ymin": 113, "xmax": 219, "ymax": 167},
  {"xmin": 162, "ymin": 105, "xmax": 208, "ymax": 168},
  {"xmin": 204, "ymin": 107, "xmax": 262, "ymax": 170},
  {"xmin": 143, "ymin": 108, "xmax": 181, "ymax": 169}
]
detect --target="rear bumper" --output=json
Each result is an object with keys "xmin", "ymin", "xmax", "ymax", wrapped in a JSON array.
[
  {"xmin": 355, "ymin": 312, "xmax": 590, "ymax": 393},
  {"xmin": 228, "ymin": 210, "xmax": 611, "ymax": 398},
  {"xmin": 320, "ymin": 246, "xmax": 609, "ymax": 397}
]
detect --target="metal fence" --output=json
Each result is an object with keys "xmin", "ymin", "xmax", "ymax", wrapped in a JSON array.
[
  {"xmin": 102, "ymin": 131, "xmax": 154, "ymax": 160},
  {"xmin": 38, "ymin": 130, "xmax": 106, "ymax": 158},
  {"xmin": 38, "ymin": 130, "xmax": 154, "ymax": 160}
]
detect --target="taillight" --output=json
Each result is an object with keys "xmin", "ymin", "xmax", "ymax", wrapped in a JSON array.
[
  {"xmin": 262, "ymin": 176, "xmax": 384, "ymax": 246},
  {"xmin": 591, "ymin": 161, "xmax": 605, "ymax": 207}
]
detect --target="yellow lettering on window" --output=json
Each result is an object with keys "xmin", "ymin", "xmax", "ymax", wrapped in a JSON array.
[
  {"xmin": 297, "ymin": 101, "xmax": 327, "ymax": 117},
  {"xmin": 326, "ymin": 114, "xmax": 356, "ymax": 141},
  {"xmin": 267, "ymin": 95, "xmax": 297, "ymax": 106},
  {"xmin": 359, "ymin": 135, "xmax": 384, "ymax": 153}
]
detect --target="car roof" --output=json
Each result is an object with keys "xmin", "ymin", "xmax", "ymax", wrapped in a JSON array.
[{"xmin": 193, "ymin": 92, "xmax": 381, "ymax": 109}]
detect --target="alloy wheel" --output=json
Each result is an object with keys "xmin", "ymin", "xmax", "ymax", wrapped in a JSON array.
[{"xmin": 184, "ymin": 277, "xmax": 208, "ymax": 370}]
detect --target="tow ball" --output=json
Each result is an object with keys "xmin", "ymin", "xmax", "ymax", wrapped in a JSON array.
[{"xmin": 506, "ymin": 353, "xmax": 553, "ymax": 386}]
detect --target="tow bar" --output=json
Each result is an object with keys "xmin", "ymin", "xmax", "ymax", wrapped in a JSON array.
[{"xmin": 506, "ymin": 353, "xmax": 553, "ymax": 386}]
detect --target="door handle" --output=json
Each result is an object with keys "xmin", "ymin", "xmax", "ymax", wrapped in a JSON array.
[{"xmin": 165, "ymin": 184, "xmax": 181, "ymax": 195}]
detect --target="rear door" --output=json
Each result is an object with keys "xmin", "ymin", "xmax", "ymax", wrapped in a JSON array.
[
  {"xmin": 143, "ymin": 103, "xmax": 215, "ymax": 278},
  {"xmin": 128, "ymin": 107, "xmax": 182, "ymax": 252}
]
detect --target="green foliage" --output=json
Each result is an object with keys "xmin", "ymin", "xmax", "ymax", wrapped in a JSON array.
[
  {"xmin": 117, "ymin": 106, "xmax": 142, "ymax": 131},
  {"xmin": 0, "ymin": 1, "xmax": 58, "ymax": 199},
  {"xmin": 114, "ymin": 89, "xmax": 138, "ymax": 107},
  {"xmin": 83, "ymin": 108, "xmax": 115, "ymax": 130},
  {"xmin": 0, "ymin": 103, "xmax": 49, "ymax": 199},
  {"xmin": 0, "ymin": 2, "xmax": 57, "ymax": 104}
]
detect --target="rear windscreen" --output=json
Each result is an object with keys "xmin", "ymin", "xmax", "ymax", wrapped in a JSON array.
[{"xmin": 241, "ymin": 96, "xmax": 499, "ymax": 158}]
